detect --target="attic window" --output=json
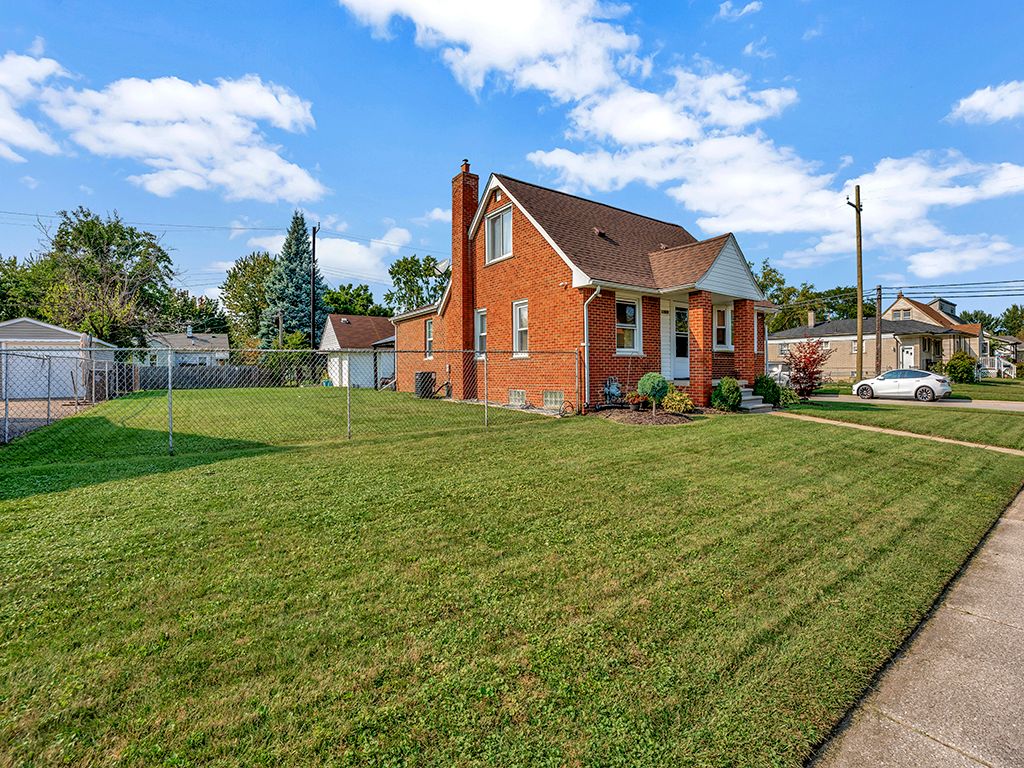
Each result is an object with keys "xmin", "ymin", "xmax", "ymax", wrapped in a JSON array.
[
  {"xmin": 494, "ymin": 190, "xmax": 503, "ymax": 202},
  {"xmin": 485, "ymin": 207, "xmax": 512, "ymax": 263}
]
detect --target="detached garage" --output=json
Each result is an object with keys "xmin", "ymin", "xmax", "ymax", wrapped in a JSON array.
[
  {"xmin": 319, "ymin": 314, "xmax": 396, "ymax": 388},
  {"xmin": 0, "ymin": 318, "xmax": 115, "ymax": 400}
]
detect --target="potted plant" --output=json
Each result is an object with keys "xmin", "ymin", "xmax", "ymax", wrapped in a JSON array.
[{"xmin": 625, "ymin": 390, "xmax": 648, "ymax": 411}]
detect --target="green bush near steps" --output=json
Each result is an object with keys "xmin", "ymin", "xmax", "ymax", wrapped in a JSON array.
[
  {"xmin": 711, "ymin": 377, "xmax": 743, "ymax": 412},
  {"xmin": 753, "ymin": 374, "xmax": 782, "ymax": 407}
]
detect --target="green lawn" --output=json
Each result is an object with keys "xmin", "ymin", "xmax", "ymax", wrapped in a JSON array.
[
  {"xmin": 789, "ymin": 400, "xmax": 1024, "ymax": 451},
  {"xmin": 1, "ymin": 387, "xmax": 539, "ymax": 466},
  {"xmin": 816, "ymin": 377, "xmax": 1024, "ymax": 401},
  {"xmin": 1, "ymin": 398, "xmax": 1022, "ymax": 765}
]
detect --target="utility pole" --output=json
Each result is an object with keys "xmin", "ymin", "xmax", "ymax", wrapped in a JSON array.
[
  {"xmin": 277, "ymin": 310, "xmax": 283, "ymax": 347},
  {"xmin": 310, "ymin": 222, "xmax": 320, "ymax": 347},
  {"xmin": 875, "ymin": 284, "xmax": 882, "ymax": 375},
  {"xmin": 847, "ymin": 185, "xmax": 864, "ymax": 380}
]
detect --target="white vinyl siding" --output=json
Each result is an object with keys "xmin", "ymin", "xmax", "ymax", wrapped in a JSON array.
[
  {"xmin": 485, "ymin": 206, "xmax": 513, "ymax": 263},
  {"xmin": 696, "ymin": 238, "xmax": 764, "ymax": 300},
  {"xmin": 512, "ymin": 300, "xmax": 528, "ymax": 356}
]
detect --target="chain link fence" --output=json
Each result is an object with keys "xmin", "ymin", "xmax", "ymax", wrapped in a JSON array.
[{"xmin": 0, "ymin": 347, "xmax": 580, "ymax": 466}]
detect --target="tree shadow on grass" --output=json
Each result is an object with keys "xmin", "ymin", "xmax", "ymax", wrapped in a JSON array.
[{"xmin": 0, "ymin": 419, "xmax": 282, "ymax": 502}]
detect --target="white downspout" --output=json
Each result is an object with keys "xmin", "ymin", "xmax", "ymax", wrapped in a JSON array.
[{"xmin": 582, "ymin": 285, "xmax": 602, "ymax": 410}]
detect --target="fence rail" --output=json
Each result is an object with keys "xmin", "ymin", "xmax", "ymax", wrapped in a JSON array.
[{"xmin": 0, "ymin": 347, "xmax": 580, "ymax": 465}]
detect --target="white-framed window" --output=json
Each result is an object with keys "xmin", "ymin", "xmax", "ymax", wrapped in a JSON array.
[
  {"xmin": 615, "ymin": 297, "xmax": 641, "ymax": 354},
  {"xmin": 714, "ymin": 306, "xmax": 733, "ymax": 350},
  {"xmin": 485, "ymin": 206, "xmax": 513, "ymax": 263},
  {"xmin": 543, "ymin": 390, "xmax": 564, "ymax": 410},
  {"xmin": 474, "ymin": 309, "xmax": 487, "ymax": 357},
  {"xmin": 851, "ymin": 340, "xmax": 858, "ymax": 353},
  {"xmin": 424, "ymin": 318, "xmax": 433, "ymax": 359},
  {"xmin": 779, "ymin": 343, "xmax": 790, "ymax": 356},
  {"xmin": 512, "ymin": 300, "xmax": 528, "ymax": 356},
  {"xmin": 508, "ymin": 389, "xmax": 526, "ymax": 406}
]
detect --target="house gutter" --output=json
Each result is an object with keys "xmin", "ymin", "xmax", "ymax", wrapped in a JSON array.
[{"xmin": 582, "ymin": 285, "xmax": 602, "ymax": 410}]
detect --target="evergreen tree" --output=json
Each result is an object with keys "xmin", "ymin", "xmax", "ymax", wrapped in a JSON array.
[{"xmin": 258, "ymin": 211, "xmax": 328, "ymax": 347}]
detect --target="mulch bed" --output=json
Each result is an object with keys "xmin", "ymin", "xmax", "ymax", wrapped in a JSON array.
[{"xmin": 597, "ymin": 409, "xmax": 693, "ymax": 425}]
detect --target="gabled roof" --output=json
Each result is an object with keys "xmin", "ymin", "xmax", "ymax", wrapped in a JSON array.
[
  {"xmin": 647, "ymin": 234, "xmax": 732, "ymax": 289},
  {"xmin": 487, "ymin": 174, "xmax": 698, "ymax": 289},
  {"xmin": 147, "ymin": 332, "xmax": 229, "ymax": 349},
  {"xmin": 770, "ymin": 318, "xmax": 957, "ymax": 340},
  {"xmin": 324, "ymin": 314, "xmax": 396, "ymax": 348}
]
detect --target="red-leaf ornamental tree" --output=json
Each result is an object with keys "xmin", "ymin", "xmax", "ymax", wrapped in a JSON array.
[{"xmin": 784, "ymin": 338, "xmax": 834, "ymax": 398}]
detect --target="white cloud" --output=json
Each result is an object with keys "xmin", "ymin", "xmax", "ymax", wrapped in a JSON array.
[
  {"xmin": 337, "ymin": 0, "xmax": 639, "ymax": 101},
  {"xmin": 802, "ymin": 24, "xmax": 823, "ymax": 41},
  {"xmin": 28, "ymin": 37, "xmax": 46, "ymax": 57},
  {"xmin": 78, "ymin": 184, "xmax": 94, "ymax": 195},
  {"xmin": 248, "ymin": 225, "xmax": 412, "ymax": 284},
  {"xmin": 742, "ymin": 36, "xmax": 774, "ymax": 59},
  {"xmin": 19, "ymin": 175, "xmax": 38, "ymax": 189},
  {"xmin": 414, "ymin": 206, "xmax": 452, "ymax": 225},
  {"xmin": 0, "ymin": 51, "xmax": 65, "ymax": 161},
  {"xmin": 717, "ymin": 1, "xmax": 762, "ymax": 21},
  {"xmin": 949, "ymin": 81, "xmax": 1024, "ymax": 124},
  {"xmin": 41, "ymin": 73, "xmax": 325, "ymax": 202}
]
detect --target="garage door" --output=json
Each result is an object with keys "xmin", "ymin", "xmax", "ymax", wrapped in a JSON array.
[{"xmin": 2, "ymin": 351, "xmax": 83, "ymax": 399}]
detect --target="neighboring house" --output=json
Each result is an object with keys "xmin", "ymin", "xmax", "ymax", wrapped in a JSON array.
[
  {"xmin": 0, "ymin": 317, "xmax": 115, "ymax": 399},
  {"xmin": 995, "ymin": 335, "xmax": 1024, "ymax": 364},
  {"xmin": 767, "ymin": 312, "xmax": 969, "ymax": 378},
  {"xmin": 319, "ymin": 314, "xmax": 396, "ymax": 388},
  {"xmin": 145, "ymin": 329, "xmax": 230, "ymax": 367},
  {"xmin": 390, "ymin": 162, "xmax": 773, "ymax": 409}
]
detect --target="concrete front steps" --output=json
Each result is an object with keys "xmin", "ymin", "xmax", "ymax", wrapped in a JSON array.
[{"xmin": 709, "ymin": 379, "xmax": 773, "ymax": 413}]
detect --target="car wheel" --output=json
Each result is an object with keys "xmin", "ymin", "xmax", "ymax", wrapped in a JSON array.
[
  {"xmin": 915, "ymin": 386, "xmax": 935, "ymax": 402},
  {"xmin": 857, "ymin": 385, "xmax": 873, "ymax": 399}
]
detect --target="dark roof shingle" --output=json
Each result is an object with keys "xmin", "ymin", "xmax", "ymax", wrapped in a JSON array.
[
  {"xmin": 770, "ymin": 318, "xmax": 955, "ymax": 340},
  {"xmin": 326, "ymin": 314, "xmax": 395, "ymax": 348}
]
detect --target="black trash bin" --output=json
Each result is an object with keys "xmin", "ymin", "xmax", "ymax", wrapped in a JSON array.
[{"xmin": 414, "ymin": 371, "xmax": 436, "ymax": 398}]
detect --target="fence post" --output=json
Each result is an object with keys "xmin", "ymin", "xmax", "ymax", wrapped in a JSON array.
[
  {"xmin": 575, "ymin": 350, "xmax": 581, "ymax": 414},
  {"xmin": 2, "ymin": 350, "xmax": 8, "ymax": 445},
  {"xmin": 346, "ymin": 376, "xmax": 352, "ymax": 440},
  {"xmin": 483, "ymin": 352, "xmax": 488, "ymax": 428},
  {"xmin": 46, "ymin": 356, "xmax": 52, "ymax": 424},
  {"xmin": 91, "ymin": 360, "xmax": 96, "ymax": 404},
  {"xmin": 167, "ymin": 350, "xmax": 174, "ymax": 455}
]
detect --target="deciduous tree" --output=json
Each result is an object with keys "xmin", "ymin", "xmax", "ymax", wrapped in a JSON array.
[
  {"xmin": 383, "ymin": 254, "xmax": 448, "ymax": 314},
  {"xmin": 221, "ymin": 250, "xmax": 275, "ymax": 345},
  {"xmin": 784, "ymin": 339, "xmax": 834, "ymax": 398},
  {"xmin": 323, "ymin": 283, "xmax": 390, "ymax": 316}
]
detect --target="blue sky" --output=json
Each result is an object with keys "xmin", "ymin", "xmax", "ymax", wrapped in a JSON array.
[{"xmin": 2, "ymin": 1, "xmax": 1023, "ymax": 314}]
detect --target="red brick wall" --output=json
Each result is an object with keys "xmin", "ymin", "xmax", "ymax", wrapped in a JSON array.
[
  {"xmin": 712, "ymin": 351, "xmax": 737, "ymax": 379},
  {"xmin": 448, "ymin": 163, "xmax": 479, "ymax": 399},
  {"xmin": 754, "ymin": 311, "xmax": 766, "ymax": 380},
  {"xmin": 394, "ymin": 313, "xmax": 450, "ymax": 395},
  {"xmin": 585, "ymin": 291, "xmax": 662, "ymax": 407},
  {"xmin": 688, "ymin": 290, "xmax": 713, "ymax": 406}
]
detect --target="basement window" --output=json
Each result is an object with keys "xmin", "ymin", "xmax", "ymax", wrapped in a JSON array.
[
  {"xmin": 508, "ymin": 389, "xmax": 526, "ymax": 406},
  {"xmin": 543, "ymin": 390, "xmax": 564, "ymax": 410},
  {"xmin": 485, "ymin": 206, "xmax": 513, "ymax": 263}
]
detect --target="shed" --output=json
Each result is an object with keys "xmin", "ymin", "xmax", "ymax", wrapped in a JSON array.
[
  {"xmin": 0, "ymin": 318, "xmax": 115, "ymax": 400},
  {"xmin": 319, "ymin": 314, "xmax": 396, "ymax": 388}
]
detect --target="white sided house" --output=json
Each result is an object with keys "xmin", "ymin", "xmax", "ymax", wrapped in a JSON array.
[
  {"xmin": 0, "ymin": 317, "xmax": 115, "ymax": 400},
  {"xmin": 319, "ymin": 314, "xmax": 396, "ymax": 388}
]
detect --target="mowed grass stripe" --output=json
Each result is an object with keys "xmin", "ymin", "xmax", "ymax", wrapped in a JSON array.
[{"xmin": 0, "ymin": 412, "xmax": 1020, "ymax": 765}]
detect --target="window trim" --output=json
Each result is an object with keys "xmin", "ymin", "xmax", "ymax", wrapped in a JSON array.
[
  {"xmin": 713, "ymin": 305, "xmax": 734, "ymax": 351},
  {"xmin": 484, "ymin": 204, "xmax": 513, "ymax": 265},
  {"xmin": 424, "ymin": 318, "xmax": 433, "ymax": 359},
  {"xmin": 614, "ymin": 294, "xmax": 643, "ymax": 356},
  {"xmin": 474, "ymin": 308, "xmax": 487, "ymax": 358},
  {"xmin": 512, "ymin": 299, "xmax": 529, "ymax": 357}
]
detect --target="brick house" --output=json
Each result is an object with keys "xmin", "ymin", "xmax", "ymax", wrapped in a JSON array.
[{"xmin": 391, "ymin": 162, "xmax": 773, "ymax": 409}]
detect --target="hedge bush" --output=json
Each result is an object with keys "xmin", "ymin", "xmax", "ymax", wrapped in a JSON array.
[
  {"xmin": 778, "ymin": 387, "xmax": 800, "ymax": 408},
  {"xmin": 753, "ymin": 374, "xmax": 782, "ymax": 407},
  {"xmin": 945, "ymin": 350, "xmax": 977, "ymax": 384},
  {"xmin": 711, "ymin": 377, "xmax": 743, "ymax": 412},
  {"xmin": 662, "ymin": 389, "xmax": 695, "ymax": 413}
]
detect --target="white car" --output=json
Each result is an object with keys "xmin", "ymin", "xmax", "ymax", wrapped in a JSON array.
[{"xmin": 853, "ymin": 369, "xmax": 952, "ymax": 402}]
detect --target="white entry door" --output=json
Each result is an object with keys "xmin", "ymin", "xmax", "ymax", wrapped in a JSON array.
[
  {"xmin": 674, "ymin": 305, "xmax": 690, "ymax": 379},
  {"xmin": 901, "ymin": 345, "xmax": 915, "ymax": 368}
]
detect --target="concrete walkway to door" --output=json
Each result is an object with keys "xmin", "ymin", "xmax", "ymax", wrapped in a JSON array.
[
  {"xmin": 813, "ymin": 488, "xmax": 1024, "ymax": 767},
  {"xmin": 813, "ymin": 393, "xmax": 1024, "ymax": 413}
]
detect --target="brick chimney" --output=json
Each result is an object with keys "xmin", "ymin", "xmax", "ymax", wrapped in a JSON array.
[
  {"xmin": 808, "ymin": 309, "xmax": 816, "ymax": 327},
  {"xmin": 449, "ymin": 159, "xmax": 479, "ymax": 353}
]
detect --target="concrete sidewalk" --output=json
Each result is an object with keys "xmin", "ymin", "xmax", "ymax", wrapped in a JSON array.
[
  {"xmin": 814, "ymin": 394, "xmax": 1024, "ymax": 413},
  {"xmin": 814, "ymin": 490, "xmax": 1024, "ymax": 767}
]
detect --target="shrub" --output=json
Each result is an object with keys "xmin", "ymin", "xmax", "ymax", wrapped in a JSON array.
[
  {"xmin": 711, "ymin": 376, "xmax": 743, "ymax": 412},
  {"xmin": 930, "ymin": 360, "xmax": 946, "ymax": 375},
  {"xmin": 945, "ymin": 350, "xmax": 977, "ymax": 384},
  {"xmin": 624, "ymin": 390, "xmax": 648, "ymax": 408},
  {"xmin": 753, "ymin": 374, "xmax": 782, "ymax": 406},
  {"xmin": 637, "ymin": 372, "xmax": 670, "ymax": 414},
  {"xmin": 662, "ymin": 389, "xmax": 695, "ymax": 413},
  {"xmin": 778, "ymin": 387, "xmax": 800, "ymax": 408},
  {"xmin": 783, "ymin": 339, "xmax": 834, "ymax": 398}
]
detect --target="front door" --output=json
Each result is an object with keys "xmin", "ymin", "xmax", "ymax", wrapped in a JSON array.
[
  {"xmin": 674, "ymin": 305, "xmax": 690, "ymax": 379},
  {"xmin": 901, "ymin": 345, "xmax": 915, "ymax": 369}
]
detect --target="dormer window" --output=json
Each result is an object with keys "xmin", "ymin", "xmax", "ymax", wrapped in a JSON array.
[{"xmin": 485, "ymin": 206, "xmax": 512, "ymax": 264}]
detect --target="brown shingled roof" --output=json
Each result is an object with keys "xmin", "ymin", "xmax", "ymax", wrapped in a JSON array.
[
  {"xmin": 647, "ymin": 234, "xmax": 732, "ymax": 289},
  {"xmin": 495, "ymin": 174, "xmax": 697, "ymax": 288},
  {"xmin": 326, "ymin": 314, "xmax": 395, "ymax": 348},
  {"xmin": 901, "ymin": 295, "xmax": 954, "ymax": 327}
]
